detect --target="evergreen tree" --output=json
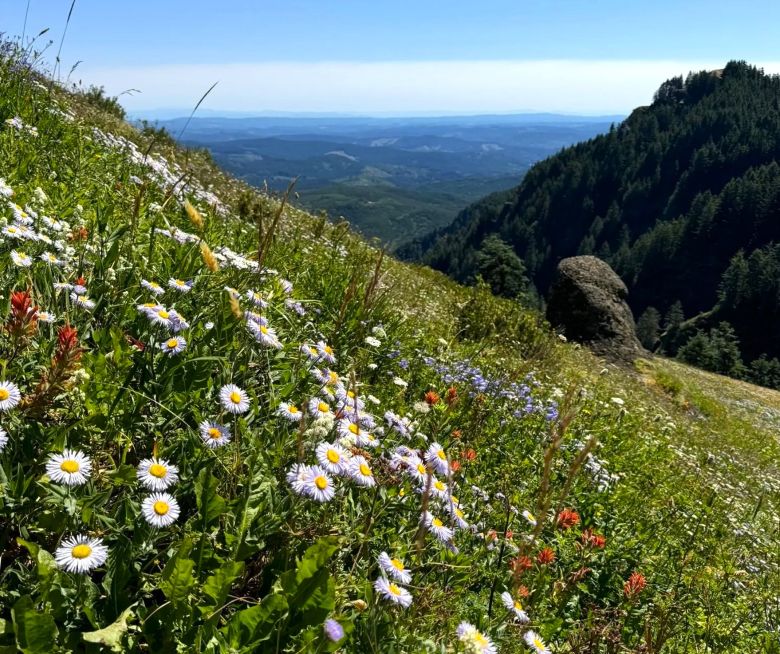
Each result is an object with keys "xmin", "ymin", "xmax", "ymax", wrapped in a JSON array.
[
  {"xmin": 475, "ymin": 235, "xmax": 529, "ymax": 299},
  {"xmin": 636, "ymin": 307, "xmax": 661, "ymax": 350}
]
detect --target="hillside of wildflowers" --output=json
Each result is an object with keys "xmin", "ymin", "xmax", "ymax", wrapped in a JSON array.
[{"xmin": 0, "ymin": 44, "xmax": 779, "ymax": 653}]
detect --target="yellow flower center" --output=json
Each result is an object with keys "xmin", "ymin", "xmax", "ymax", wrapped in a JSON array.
[
  {"xmin": 416, "ymin": 464, "xmax": 426, "ymax": 475},
  {"xmin": 451, "ymin": 495, "xmax": 459, "ymax": 504},
  {"xmin": 359, "ymin": 463, "xmax": 372, "ymax": 477},
  {"xmin": 318, "ymin": 402, "xmax": 329, "ymax": 413},
  {"xmin": 432, "ymin": 517, "xmax": 443, "ymax": 528},
  {"xmin": 474, "ymin": 634, "xmax": 489, "ymax": 647},
  {"xmin": 437, "ymin": 449, "xmax": 446, "ymax": 460},
  {"xmin": 7, "ymin": 227, "xmax": 16, "ymax": 233},
  {"xmin": 434, "ymin": 480, "xmax": 445, "ymax": 491},
  {"xmin": 60, "ymin": 459, "xmax": 79, "ymax": 473},
  {"xmin": 153, "ymin": 501, "xmax": 170, "ymax": 515},
  {"xmin": 314, "ymin": 475, "xmax": 328, "ymax": 490},
  {"xmin": 326, "ymin": 449, "xmax": 340, "ymax": 463},
  {"xmin": 0, "ymin": 389, "xmax": 9, "ymax": 401},
  {"xmin": 388, "ymin": 583, "xmax": 401, "ymax": 596},
  {"xmin": 71, "ymin": 544, "xmax": 92, "ymax": 559},
  {"xmin": 328, "ymin": 371, "xmax": 338, "ymax": 384},
  {"xmin": 348, "ymin": 423, "xmax": 360, "ymax": 435},
  {"xmin": 208, "ymin": 428, "xmax": 221, "ymax": 439},
  {"xmin": 230, "ymin": 391, "xmax": 242, "ymax": 404},
  {"xmin": 150, "ymin": 282, "xmax": 159, "ymax": 288},
  {"xmin": 309, "ymin": 347, "xmax": 318, "ymax": 355},
  {"xmin": 166, "ymin": 338, "xmax": 179, "ymax": 348},
  {"xmin": 260, "ymin": 326, "xmax": 268, "ymax": 334},
  {"xmin": 143, "ymin": 302, "xmax": 156, "ymax": 308},
  {"xmin": 514, "ymin": 600, "xmax": 523, "ymax": 610},
  {"xmin": 157, "ymin": 310, "xmax": 169, "ymax": 319},
  {"xmin": 288, "ymin": 405, "xmax": 299, "ymax": 414},
  {"xmin": 456, "ymin": 508, "xmax": 465, "ymax": 519},
  {"xmin": 325, "ymin": 345, "xmax": 333, "ymax": 355},
  {"xmin": 391, "ymin": 558, "xmax": 404, "ymax": 570},
  {"xmin": 175, "ymin": 280, "xmax": 185, "ymax": 286},
  {"xmin": 534, "ymin": 638, "xmax": 545, "ymax": 649},
  {"xmin": 526, "ymin": 512, "xmax": 536, "ymax": 522},
  {"xmin": 347, "ymin": 390, "xmax": 355, "ymax": 399},
  {"xmin": 149, "ymin": 463, "xmax": 167, "ymax": 478}
]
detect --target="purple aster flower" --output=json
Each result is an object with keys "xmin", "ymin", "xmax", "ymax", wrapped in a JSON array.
[{"xmin": 323, "ymin": 618, "xmax": 345, "ymax": 642}]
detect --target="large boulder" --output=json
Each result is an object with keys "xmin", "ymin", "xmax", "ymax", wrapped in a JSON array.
[{"xmin": 546, "ymin": 256, "xmax": 644, "ymax": 362}]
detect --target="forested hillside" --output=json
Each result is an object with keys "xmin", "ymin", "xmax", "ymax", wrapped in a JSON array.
[{"xmin": 406, "ymin": 61, "xmax": 780, "ymax": 383}]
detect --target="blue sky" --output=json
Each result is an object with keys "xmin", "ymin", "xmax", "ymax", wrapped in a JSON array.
[{"xmin": 6, "ymin": 0, "xmax": 780, "ymax": 115}]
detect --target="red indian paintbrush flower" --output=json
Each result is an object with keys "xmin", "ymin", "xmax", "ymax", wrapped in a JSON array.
[
  {"xmin": 6, "ymin": 290, "xmax": 38, "ymax": 342},
  {"xmin": 581, "ymin": 528, "xmax": 607, "ymax": 549},
  {"xmin": 445, "ymin": 385, "xmax": 458, "ymax": 406},
  {"xmin": 624, "ymin": 571, "xmax": 647, "ymax": 598},
  {"xmin": 536, "ymin": 547, "xmax": 556, "ymax": 565},
  {"xmin": 557, "ymin": 508, "xmax": 580, "ymax": 529},
  {"xmin": 424, "ymin": 390, "xmax": 440, "ymax": 405},
  {"xmin": 510, "ymin": 555, "xmax": 533, "ymax": 576}
]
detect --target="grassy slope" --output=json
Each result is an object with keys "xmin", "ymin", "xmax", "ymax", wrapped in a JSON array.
[{"xmin": 0, "ymin": 61, "xmax": 777, "ymax": 653}]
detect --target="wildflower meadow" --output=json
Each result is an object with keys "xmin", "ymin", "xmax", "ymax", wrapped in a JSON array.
[{"xmin": 0, "ymin": 41, "xmax": 779, "ymax": 653}]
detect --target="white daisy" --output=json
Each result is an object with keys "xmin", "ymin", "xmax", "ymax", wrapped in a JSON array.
[
  {"xmin": 248, "ymin": 321, "xmax": 282, "ymax": 349},
  {"xmin": 0, "ymin": 381, "xmax": 21, "ymax": 411},
  {"xmin": 160, "ymin": 336, "xmax": 186, "ymax": 356},
  {"xmin": 219, "ymin": 384, "xmax": 250, "ymax": 414},
  {"xmin": 277, "ymin": 402, "xmax": 303, "ymax": 422},
  {"xmin": 141, "ymin": 279, "xmax": 165, "ymax": 296},
  {"xmin": 40, "ymin": 251, "xmax": 65, "ymax": 266},
  {"xmin": 11, "ymin": 250, "xmax": 32, "ymax": 267},
  {"xmin": 522, "ymin": 510, "xmax": 537, "ymax": 527},
  {"xmin": 364, "ymin": 336, "xmax": 381, "ymax": 347},
  {"xmin": 501, "ymin": 591, "xmax": 530, "ymax": 623},
  {"xmin": 378, "ymin": 552, "xmax": 411, "ymax": 584},
  {"xmin": 36, "ymin": 310, "xmax": 56, "ymax": 323},
  {"xmin": 406, "ymin": 460, "xmax": 429, "ymax": 485},
  {"xmin": 71, "ymin": 293, "xmax": 95, "ymax": 310},
  {"xmin": 308, "ymin": 397, "xmax": 334, "ymax": 420},
  {"xmin": 456, "ymin": 622, "xmax": 496, "ymax": 654},
  {"xmin": 448, "ymin": 503, "xmax": 470, "ymax": 530},
  {"xmin": 286, "ymin": 463, "xmax": 311, "ymax": 496},
  {"xmin": 168, "ymin": 278, "xmax": 193, "ymax": 293},
  {"xmin": 524, "ymin": 630, "xmax": 551, "ymax": 654},
  {"xmin": 246, "ymin": 289, "xmax": 267, "ymax": 308},
  {"xmin": 316, "ymin": 340, "xmax": 336, "ymax": 364},
  {"xmin": 295, "ymin": 465, "xmax": 335, "ymax": 502},
  {"xmin": 46, "ymin": 449, "xmax": 92, "ymax": 486},
  {"xmin": 423, "ymin": 511, "xmax": 453, "ymax": 543},
  {"xmin": 430, "ymin": 477, "xmax": 450, "ymax": 501},
  {"xmin": 137, "ymin": 457, "xmax": 179, "ymax": 491},
  {"xmin": 373, "ymin": 577, "xmax": 412, "ymax": 608},
  {"xmin": 142, "ymin": 492, "xmax": 181, "ymax": 528},
  {"xmin": 348, "ymin": 455, "xmax": 376, "ymax": 487},
  {"xmin": 425, "ymin": 442, "xmax": 450, "ymax": 476},
  {"xmin": 315, "ymin": 442, "xmax": 350, "ymax": 475},
  {"xmin": 199, "ymin": 421, "xmax": 231, "ymax": 448},
  {"xmin": 300, "ymin": 343, "xmax": 321, "ymax": 361},
  {"xmin": 2, "ymin": 225, "xmax": 21, "ymax": 239},
  {"xmin": 147, "ymin": 306, "xmax": 172, "ymax": 327},
  {"xmin": 55, "ymin": 535, "xmax": 108, "ymax": 574}
]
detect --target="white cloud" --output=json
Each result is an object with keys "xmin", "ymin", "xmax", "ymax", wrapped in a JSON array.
[{"xmin": 78, "ymin": 59, "xmax": 780, "ymax": 115}]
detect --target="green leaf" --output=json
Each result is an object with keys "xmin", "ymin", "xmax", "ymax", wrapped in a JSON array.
[
  {"xmin": 82, "ymin": 607, "xmax": 134, "ymax": 652},
  {"xmin": 202, "ymin": 561, "xmax": 245, "ymax": 611},
  {"xmin": 223, "ymin": 593, "xmax": 288, "ymax": 648},
  {"xmin": 160, "ymin": 556, "xmax": 195, "ymax": 610},
  {"xmin": 11, "ymin": 596, "xmax": 58, "ymax": 654},
  {"xmin": 280, "ymin": 537, "xmax": 339, "ymax": 631},
  {"xmin": 196, "ymin": 468, "xmax": 227, "ymax": 526}
]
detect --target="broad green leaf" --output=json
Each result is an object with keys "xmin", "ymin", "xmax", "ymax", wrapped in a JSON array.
[
  {"xmin": 160, "ymin": 556, "xmax": 195, "ymax": 610},
  {"xmin": 11, "ymin": 596, "xmax": 58, "ymax": 654},
  {"xmin": 223, "ymin": 593, "xmax": 288, "ymax": 648},
  {"xmin": 202, "ymin": 560, "xmax": 245, "ymax": 611},
  {"xmin": 196, "ymin": 468, "xmax": 227, "ymax": 526},
  {"xmin": 82, "ymin": 607, "xmax": 134, "ymax": 652},
  {"xmin": 280, "ymin": 537, "xmax": 339, "ymax": 632}
]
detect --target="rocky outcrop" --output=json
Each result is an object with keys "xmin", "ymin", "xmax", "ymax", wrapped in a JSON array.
[{"xmin": 546, "ymin": 256, "xmax": 644, "ymax": 362}]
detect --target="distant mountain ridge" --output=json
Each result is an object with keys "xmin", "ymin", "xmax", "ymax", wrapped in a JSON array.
[
  {"xmin": 160, "ymin": 114, "xmax": 616, "ymax": 245},
  {"xmin": 405, "ymin": 61, "xmax": 780, "ymax": 373}
]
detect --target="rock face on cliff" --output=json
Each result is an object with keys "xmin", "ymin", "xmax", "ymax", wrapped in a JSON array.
[{"xmin": 546, "ymin": 256, "xmax": 644, "ymax": 362}]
